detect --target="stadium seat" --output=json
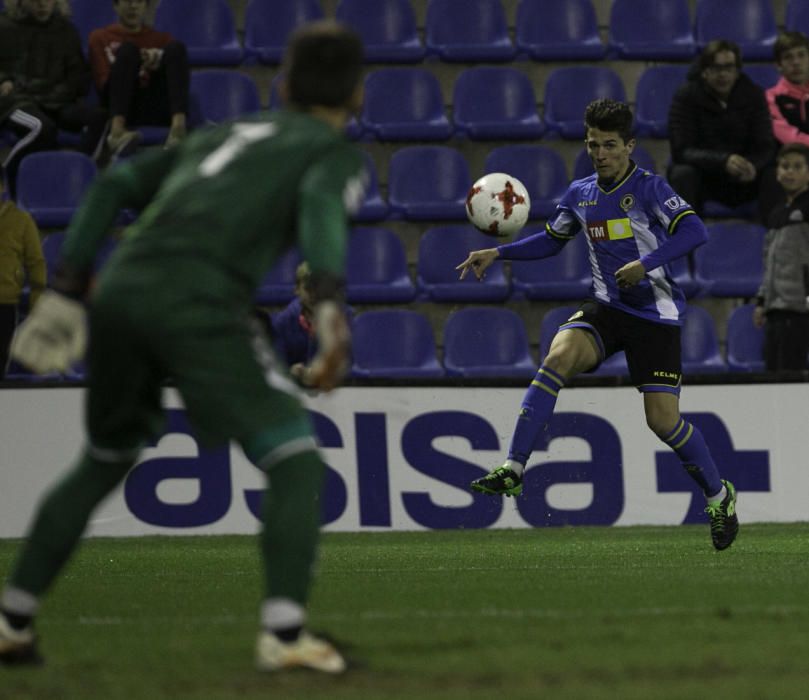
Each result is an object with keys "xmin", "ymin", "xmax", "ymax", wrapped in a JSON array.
[
  {"xmin": 573, "ymin": 143, "xmax": 657, "ymax": 180},
  {"xmin": 681, "ymin": 305, "xmax": 726, "ymax": 374},
  {"xmin": 694, "ymin": 0, "xmax": 777, "ymax": 61},
  {"xmin": 255, "ymin": 248, "xmax": 301, "ymax": 305},
  {"xmin": 484, "ymin": 145, "xmax": 567, "ymax": 219},
  {"xmin": 700, "ymin": 200, "xmax": 757, "ymax": 219},
  {"xmin": 634, "ymin": 64, "xmax": 690, "ymax": 138},
  {"xmin": 244, "ymin": 0, "xmax": 324, "ymax": 64},
  {"xmin": 417, "ymin": 225, "xmax": 511, "ymax": 302},
  {"xmin": 188, "ymin": 71, "xmax": 261, "ymax": 126},
  {"xmin": 388, "ymin": 146, "xmax": 471, "ymax": 220},
  {"xmin": 335, "ymin": 0, "xmax": 425, "ymax": 63},
  {"xmin": 510, "ymin": 231, "xmax": 591, "ymax": 300},
  {"xmin": 452, "ymin": 67, "xmax": 544, "ymax": 140},
  {"xmin": 71, "ymin": 0, "xmax": 117, "ymax": 52},
  {"xmin": 543, "ymin": 67, "xmax": 626, "ymax": 139},
  {"xmin": 669, "ymin": 255, "xmax": 701, "ymax": 299},
  {"xmin": 425, "ymin": 0, "xmax": 516, "ymax": 62},
  {"xmin": 726, "ymin": 303, "xmax": 765, "ymax": 372},
  {"xmin": 351, "ymin": 309, "xmax": 444, "ymax": 378},
  {"xmin": 443, "ymin": 307, "xmax": 536, "ymax": 378},
  {"xmin": 515, "ymin": 0, "xmax": 605, "ymax": 61},
  {"xmin": 787, "ymin": 0, "xmax": 809, "ymax": 34},
  {"xmin": 345, "ymin": 227, "xmax": 416, "ymax": 303},
  {"xmin": 15, "ymin": 151, "xmax": 96, "ymax": 228},
  {"xmin": 693, "ymin": 222, "xmax": 765, "ymax": 298},
  {"xmin": 154, "ymin": 0, "xmax": 243, "ymax": 65},
  {"xmin": 354, "ymin": 151, "xmax": 389, "ymax": 222},
  {"xmin": 744, "ymin": 64, "xmax": 780, "ymax": 91},
  {"xmin": 360, "ymin": 68, "xmax": 453, "ymax": 141},
  {"xmin": 608, "ymin": 0, "xmax": 695, "ymax": 60}
]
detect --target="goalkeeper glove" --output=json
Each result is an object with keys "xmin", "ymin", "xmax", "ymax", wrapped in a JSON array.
[
  {"xmin": 306, "ymin": 301, "xmax": 350, "ymax": 392},
  {"xmin": 10, "ymin": 290, "xmax": 87, "ymax": 374}
]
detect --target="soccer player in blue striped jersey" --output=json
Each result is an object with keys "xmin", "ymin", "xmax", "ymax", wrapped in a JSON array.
[{"xmin": 457, "ymin": 99, "xmax": 738, "ymax": 550}]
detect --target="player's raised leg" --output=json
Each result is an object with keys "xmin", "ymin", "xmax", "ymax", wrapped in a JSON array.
[{"xmin": 471, "ymin": 325, "xmax": 600, "ymax": 497}]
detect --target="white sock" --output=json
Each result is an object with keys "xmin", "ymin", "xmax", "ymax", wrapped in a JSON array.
[
  {"xmin": 706, "ymin": 485, "xmax": 726, "ymax": 505},
  {"xmin": 504, "ymin": 459, "xmax": 525, "ymax": 477},
  {"xmin": 261, "ymin": 598, "xmax": 305, "ymax": 632}
]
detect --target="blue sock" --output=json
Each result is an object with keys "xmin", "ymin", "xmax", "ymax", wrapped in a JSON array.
[
  {"xmin": 507, "ymin": 366, "xmax": 565, "ymax": 465},
  {"xmin": 661, "ymin": 418, "xmax": 723, "ymax": 497}
]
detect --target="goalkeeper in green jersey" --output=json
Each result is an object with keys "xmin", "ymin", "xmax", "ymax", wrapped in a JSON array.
[{"xmin": 0, "ymin": 21, "xmax": 365, "ymax": 674}]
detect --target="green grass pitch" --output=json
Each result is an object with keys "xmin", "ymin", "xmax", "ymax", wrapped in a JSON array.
[{"xmin": 1, "ymin": 524, "xmax": 808, "ymax": 700}]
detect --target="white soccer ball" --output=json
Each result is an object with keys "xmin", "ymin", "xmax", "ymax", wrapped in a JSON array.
[{"xmin": 465, "ymin": 172, "xmax": 531, "ymax": 238}]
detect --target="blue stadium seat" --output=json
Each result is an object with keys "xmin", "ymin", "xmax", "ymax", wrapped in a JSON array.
[
  {"xmin": 669, "ymin": 255, "xmax": 701, "ymax": 299},
  {"xmin": 484, "ymin": 145, "xmax": 567, "ymax": 219},
  {"xmin": 726, "ymin": 303, "xmax": 765, "ymax": 372},
  {"xmin": 425, "ymin": 0, "xmax": 515, "ymax": 62},
  {"xmin": 573, "ymin": 143, "xmax": 657, "ymax": 180},
  {"xmin": 16, "ymin": 152, "xmax": 96, "ymax": 228},
  {"xmin": 417, "ymin": 225, "xmax": 511, "ymax": 302},
  {"xmin": 634, "ymin": 64, "xmax": 690, "ymax": 138},
  {"xmin": 346, "ymin": 227, "xmax": 416, "ymax": 303},
  {"xmin": 745, "ymin": 64, "xmax": 780, "ymax": 91},
  {"xmin": 336, "ymin": 0, "xmax": 424, "ymax": 63},
  {"xmin": 154, "ymin": 0, "xmax": 243, "ymax": 65},
  {"xmin": 244, "ymin": 0, "xmax": 324, "ymax": 64},
  {"xmin": 695, "ymin": 0, "xmax": 777, "ymax": 61},
  {"xmin": 693, "ymin": 222, "xmax": 765, "ymax": 297},
  {"xmin": 608, "ymin": 0, "xmax": 695, "ymax": 60},
  {"xmin": 360, "ymin": 68, "xmax": 452, "ymax": 141},
  {"xmin": 351, "ymin": 309, "xmax": 444, "ymax": 378},
  {"xmin": 443, "ymin": 307, "xmax": 536, "ymax": 378},
  {"xmin": 452, "ymin": 67, "xmax": 544, "ymax": 140},
  {"xmin": 354, "ymin": 151, "xmax": 389, "ymax": 222},
  {"xmin": 700, "ymin": 200, "xmax": 757, "ymax": 219},
  {"xmin": 188, "ymin": 71, "xmax": 261, "ymax": 126},
  {"xmin": 511, "ymin": 231, "xmax": 591, "ymax": 300},
  {"xmin": 681, "ymin": 305, "xmax": 726, "ymax": 374},
  {"xmin": 255, "ymin": 248, "xmax": 301, "ymax": 305},
  {"xmin": 787, "ymin": 0, "xmax": 809, "ymax": 34},
  {"xmin": 388, "ymin": 146, "xmax": 471, "ymax": 220},
  {"xmin": 543, "ymin": 67, "xmax": 626, "ymax": 139},
  {"xmin": 515, "ymin": 0, "xmax": 605, "ymax": 61},
  {"xmin": 71, "ymin": 0, "xmax": 117, "ymax": 52}
]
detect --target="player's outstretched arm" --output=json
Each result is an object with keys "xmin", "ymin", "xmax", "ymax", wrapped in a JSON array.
[{"xmin": 456, "ymin": 248, "xmax": 500, "ymax": 280}]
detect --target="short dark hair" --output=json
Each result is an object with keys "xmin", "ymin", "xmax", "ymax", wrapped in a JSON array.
[
  {"xmin": 584, "ymin": 99, "xmax": 634, "ymax": 143},
  {"xmin": 283, "ymin": 20, "xmax": 364, "ymax": 109},
  {"xmin": 698, "ymin": 39, "xmax": 742, "ymax": 72},
  {"xmin": 777, "ymin": 142, "xmax": 809, "ymax": 168},
  {"xmin": 774, "ymin": 31, "xmax": 809, "ymax": 64}
]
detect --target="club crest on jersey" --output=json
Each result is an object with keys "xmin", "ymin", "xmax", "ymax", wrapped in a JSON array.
[
  {"xmin": 586, "ymin": 218, "xmax": 633, "ymax": 241},
  {"xmin": 664, "ymin": 195, "xmax": 688, "ymax": 210},
  {"xmin": 619, "ymin": 194, "xmax": 635, "ymax": 212}
]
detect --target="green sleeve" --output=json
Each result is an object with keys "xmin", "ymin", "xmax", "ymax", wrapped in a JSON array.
[
  {"xmin": 296, "ymin": 145, "xmax": 364, "ymax": 280},
  {"xmin": 61, "ymin": 148, "xmax": 178, "ymax": 270}
]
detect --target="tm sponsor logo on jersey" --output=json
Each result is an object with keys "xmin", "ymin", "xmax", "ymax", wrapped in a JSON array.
[{"xmin": 586, "ymin": 218, "xmax": 633, "ymax": 242}]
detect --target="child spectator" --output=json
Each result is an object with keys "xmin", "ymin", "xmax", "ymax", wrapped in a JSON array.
[
  {"xmin": 0, "ymin": 166, "xmax": 46, "ymax": 378},
  {"xmin": 754, "ymin": 143, "xmax": 809, "ymax": 371},
  {"xmin": 88, "ymin": 0, "xmax": 190, "ymax": 156},
  {"xmin": 0, "ymin": 0, "xmax": 108, "ymax": 195},
  {"xmin": 668, "ymin": 39, "xmax": 777, "ymax": 218},
  {"xmin": 767, "ymin": 31, "xmax": 809, "ymax": 147}
]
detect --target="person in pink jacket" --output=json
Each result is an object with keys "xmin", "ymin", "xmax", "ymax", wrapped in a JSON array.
[{"xmin": 767, "ymin": 31, "xmax": 809, "ymax": 147}]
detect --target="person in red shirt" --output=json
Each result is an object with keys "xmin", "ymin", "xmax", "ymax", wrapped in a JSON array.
[{"xmin": 88, "ymin": 0, "xmax": 190, "ymax": 158}]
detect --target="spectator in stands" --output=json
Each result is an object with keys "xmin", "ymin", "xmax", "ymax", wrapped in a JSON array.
[
  {"xmin": 0, "ymin": 165, "xmax": 46, "ymax": 379},
  {"xmin": 668, "ymin": 39, "xmax": 777, "ymax": 219},
  {"xmin": 767, "ymin": 31, "xmax": 809, "ymax": 147},
  {"xmin": 0, "ymin": 0, "xmax": 108, "ymax": 196},
  {"xmin": 754, "ymin": 143, "xmax": 809, "ymax": 372},
  {"xmin": 265, "ymin": 261, "xmax": 352, "ymax": 387},
  {"xmin": 88, "ymin": 0, "xmax": 190, "ymax": 156}
]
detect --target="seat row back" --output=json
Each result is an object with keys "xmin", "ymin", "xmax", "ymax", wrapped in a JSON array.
[{"xmin": 64, "ymin": 0, "xmax": 804, "ymax": 66}]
